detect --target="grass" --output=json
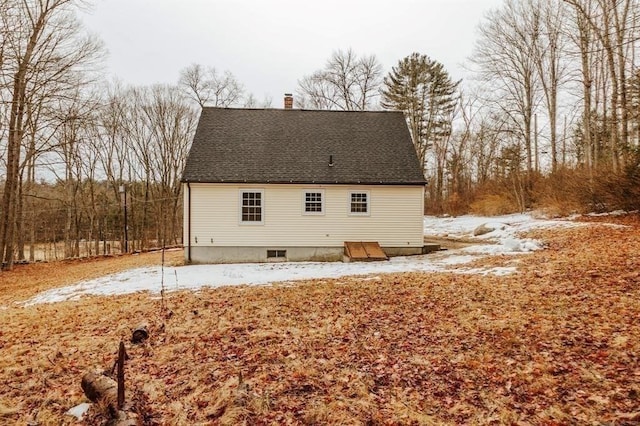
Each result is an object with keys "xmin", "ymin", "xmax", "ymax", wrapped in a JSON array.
[{"xmin": 0, "ymin": 215, "xmax": 639, "ymax": 425}]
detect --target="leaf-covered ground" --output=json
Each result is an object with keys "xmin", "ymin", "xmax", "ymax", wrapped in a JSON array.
[{"xmin": 1, "ymin": 215, "xmax": 639, "ymax": 425}]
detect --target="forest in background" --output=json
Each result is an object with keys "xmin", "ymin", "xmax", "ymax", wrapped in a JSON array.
[{"xmin": 1, "ymin": 0, "xmax": 640, "ymax": 269}]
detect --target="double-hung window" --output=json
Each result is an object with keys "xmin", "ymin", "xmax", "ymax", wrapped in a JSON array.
[
  {"xmin": 303, "ymin": 190, "xmax": 324, "ymax": 214},
  {"xmin": 349, "ymin": 191, "xmax": 369, "ymax": 215},
  {"xmin": 240, "ymin": 190, "xmax": 264, "ymax": 224}
]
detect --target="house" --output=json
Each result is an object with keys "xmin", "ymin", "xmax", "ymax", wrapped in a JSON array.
[{"xmin": 181, "ymin": 96, "xmax": 427, "ymax": 263}]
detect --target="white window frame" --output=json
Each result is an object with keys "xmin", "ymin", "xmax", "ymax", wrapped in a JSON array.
[
  {"xmin": 348, "ymin": 190, "xmax": 370, "ymax": 216},
  {"xmin": 302, "ymin": 189, "xmax": 325, "ymax": 215},
  {"xmin": 239, "ymin": 189, "xmax": 265, "ymax": 225}
]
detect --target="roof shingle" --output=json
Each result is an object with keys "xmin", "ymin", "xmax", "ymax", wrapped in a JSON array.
[{"xmin": 181, "ymin": 108, "xmax": 426, "ymax": 185}]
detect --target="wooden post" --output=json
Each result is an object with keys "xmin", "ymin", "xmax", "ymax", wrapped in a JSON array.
[{"xmin": 117, "ymin": 341, "xmax": 125, "ymax": 409}]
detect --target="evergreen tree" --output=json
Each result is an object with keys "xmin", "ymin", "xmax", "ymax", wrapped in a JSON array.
[{"xmin": 381, "ymin": 53, "xmax": 460, "ymax": 174}]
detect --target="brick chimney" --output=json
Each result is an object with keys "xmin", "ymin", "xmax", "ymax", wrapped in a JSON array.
[{"xmin": 284, "ymin": 93, "xmax": 293, "ymax": 109}]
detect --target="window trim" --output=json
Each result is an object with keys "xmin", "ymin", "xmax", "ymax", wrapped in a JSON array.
[
  {"xmin": 348, "ymin": 190, "xmax": 370, "ymax": 216},
  {"xmin": 239, "ymin": 189, "xmax": 265, "ymax": 225},
  {"xmin": 302, "ymin": 189, "xmax": 325, "ymax": 215}
]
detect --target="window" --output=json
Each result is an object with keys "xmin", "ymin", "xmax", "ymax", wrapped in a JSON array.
[
  {"xmin": 267, "ymin": 249, "xmax": 286, "ymax": 259},
  {"xmin": 240, "ymin": 190, "xmax": 263, "ymax": 223},
  {"xmin": 350, "ymin": 192, "xmax": 369, "ymax": 214},
  {"xmin": 304, "ymin": 191, "xmax": 324, "ymax": 214}
]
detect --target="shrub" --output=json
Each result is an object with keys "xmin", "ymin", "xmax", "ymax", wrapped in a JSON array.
[
  {"xmin": 531, "ymin": 168, "xmax": 589, "ymax": 217},
  {"xmin": 469, "ymin": 193, "xmax": 519, "ymax": 216}
]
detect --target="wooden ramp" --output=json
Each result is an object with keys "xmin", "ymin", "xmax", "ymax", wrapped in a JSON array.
[{"xmin": 344, "ymin": 241, "xmax": 388, "ymax": 262}]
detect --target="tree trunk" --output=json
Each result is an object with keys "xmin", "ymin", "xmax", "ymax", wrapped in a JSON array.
[
  {"xmin": 614, "ymin": 0, "xmax": 631, "ymax": 168},
  {"xmin": 0, "ymin": 7, "xmax": 49, "ymax": 271},
  {"xmin": 16, "ymin": 176, "xmax": 25, "ymax": 261},
  {"xmin": 0, "ymin": 72, "xmax": 27, "ymax": 270}
]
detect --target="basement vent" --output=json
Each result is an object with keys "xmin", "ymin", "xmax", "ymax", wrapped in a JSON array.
[{"xmin": 267, "ymin": 250, "xmax": 287, "ymax": 259}]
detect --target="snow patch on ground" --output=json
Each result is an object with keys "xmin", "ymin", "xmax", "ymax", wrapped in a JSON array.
[
  {"xmin": 22, "ymin": 253, "xmax": 488, "ymax": 305},
  {"xmin": 21, "ymin": 213, "xmax": 588, "ymax": 305},
  {"xmin": 460, "ymin": 266, "xmax": 519, "ymax": 276},
  {"xmin": 587, "ymin": 210, "xmax": 636, "ymax": 217},
  {"xmin": 65, "ymin": 403, "xmax": 91, "ymax": 420},
  {"xmin": 422, "ymin": 213, "xmax": 580, "ymax": 240},
  {"xmin": 424, "ymin": 213, "xmax": 580, "ymax": 255}
]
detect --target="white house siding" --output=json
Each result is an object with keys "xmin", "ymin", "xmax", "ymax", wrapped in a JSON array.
[{"xmin": 183, "ymin": 183, "xmax": 424, "ymax": 262}]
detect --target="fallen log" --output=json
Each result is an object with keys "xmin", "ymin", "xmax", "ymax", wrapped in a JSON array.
[
  {"xmin": 81, "ymin": 369, "xmax": 137, "ymax": 426},
  {"xmin": 81, "ymin": 369, "xmax": 118, "ymax": 417}
]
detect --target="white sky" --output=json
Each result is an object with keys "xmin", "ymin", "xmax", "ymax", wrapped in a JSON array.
[{"xmin": 80, "ymin": 0, "xmax": 504, "ymax": 103}]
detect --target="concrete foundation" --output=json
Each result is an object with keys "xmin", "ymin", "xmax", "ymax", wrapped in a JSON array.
[
  {"xmin": 185, "ymin": 245, "xmax": 424, "ymax": 264},
  {"xmin": 383, "ymin": 247, "xmax": 425, "ymax": 257}
]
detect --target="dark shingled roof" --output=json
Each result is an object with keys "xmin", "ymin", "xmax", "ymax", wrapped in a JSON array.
[{"xmin": 181, "ymin": 108, "xmax": 426, "ymax": 185}]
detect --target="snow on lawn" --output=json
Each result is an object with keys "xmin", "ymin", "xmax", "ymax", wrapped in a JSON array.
[
  {"xmin": 423, "ymin": 213, "xmax": 583, "ymax": 254},
  {"xmin": 23, "ymin": 213, "xmax": 582, "ymax": 305}
]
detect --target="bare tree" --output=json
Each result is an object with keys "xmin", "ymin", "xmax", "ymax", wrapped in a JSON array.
[
  {"xmin": 128, "ymin": 84, "xmax": 197, "ymax": 247},
  {"xmin": 473, "ymin": 115, "xmax": 506, "ymax": 185},
  {"xmin": 0, "ymin": 0, "xmax": 103, "ymax": 270},
  {"xmin": 179, "ymin": 63, "xmax": 244, "ymax": 108},
  {"xmin": 87, "ymin": 81, "xmax": 140, "ymax": 251},
  {"xmin": 243, "ymin": 93, "xmax": 273, "ymax": 108},
  {"xmin": 93, "ymin": 82, "xmax": 132, "ymax": 192},
  {"xmin": 565, "ymin": 0, "xmax": 597, "ymax": 171},
  {"xmin": 297, "ymin": 49, "xmax": 383, "ymax": 110},
  {"xmin": 471, "ymin": 0, "xmax": 543, "ymax": 204},
  {"xmin": 446, "ymin": 93, "xmax": 483, "ymax": 209},
  {"xmin": 47, "ymin": 89, "xmax": 103, "ymax": 258},
  {"xmin": 532, "ymin": 0, "xmax": 570, "ymax": 172},
  {"xmin": 564, "ymin": 0, "xmax": 639, "ymax": 172},
  {"xmin": 297, "ymin": 73, "xmax": 340, "ymax": 110}
]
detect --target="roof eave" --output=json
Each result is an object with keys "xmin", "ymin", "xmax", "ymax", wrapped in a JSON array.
[{"xmin": 181, "ymin": 178, "xmax": 427, "ymax": 186}]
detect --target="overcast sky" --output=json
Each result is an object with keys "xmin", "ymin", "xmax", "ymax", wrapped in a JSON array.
[{"xmin": 80, "ymin": 0, "xmax": 503, "ymax": 104}]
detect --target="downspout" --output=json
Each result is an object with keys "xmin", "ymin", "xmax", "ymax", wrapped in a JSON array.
[{"xmin": 187, "ymin": 182, "xmax": 192, "ymax": 263}]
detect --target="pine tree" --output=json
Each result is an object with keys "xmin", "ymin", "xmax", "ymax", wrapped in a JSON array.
[{"xmin": 381, "ymin": 53, "xmax": 460, "ymax": 174}]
